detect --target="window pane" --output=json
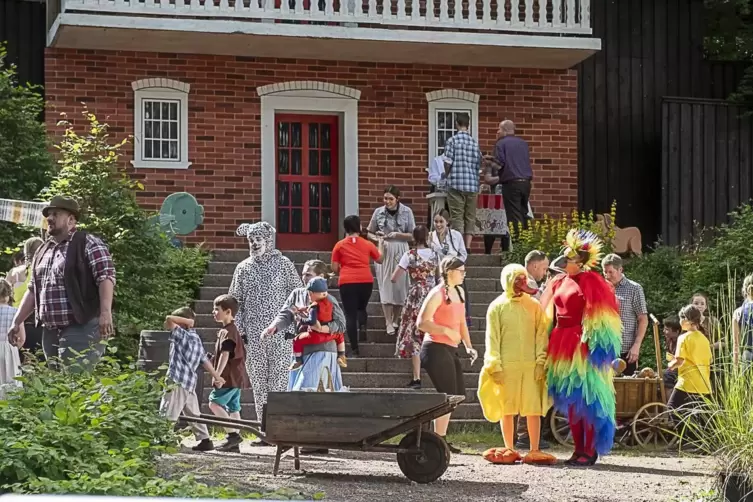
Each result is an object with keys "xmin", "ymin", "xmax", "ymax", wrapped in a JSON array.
[
  {"xmin": 277, "ymin": 182, "xmax": 290, "ymax": 206},
  {"xmin": 309, "ymin": 209, "xmax": 320, "ymax": 234},
  {"xmin": 321, "ymin": 124, "xmax": 331, "ymax": 149},
  {"xmin": 162, "ymin": 122, "xmax": 170, "ymax": 139},
  {"xmin": 153, "ymin": 103, "xmax": 160, "ymax": 119},
  {"xmin": 277, "ymin": 209, "xmax": 290, "ymax": 233},
  {"xmin": 278, "ymin": 150, "xmax": 289, "ymax": 174},
  {"xmin": 322, "ymin": 209, "xmax": 332, "ymax": 233},
  {"xmin": 291, "ymin": 208, "xmax": 303, "ymax": 233},
  {"xmin": 437, "ymin": 111, "xmax": 445, "ymax": 129},
  {"xmin": 153, "ymin": 123, "xmax": 161, "ymax": 139},
  {"xmin": 144, "ymin": 139, "xmax": 152, "ymax": 159},
  {"xmin": 170, "ymin": 102, "xmax": 178, "ymax": 121},
  {"xmin": 291, "ymin": 149, "xmax": 302, "ymax": 175},
  {"xmin": 170, "ymin": 122, "xmax": 178, "ymax": 140},
  {"xmin": 161, "ymin": 141, "xmax": 170, "ymax": 159},
  {"xmin": 161, "ymin": 102, "xmax": 170, "ymax": 120},
  {"xmin": 321, "ymin": 151, "xmax": 331, "ymax": 176},
  {"xmin": 309, "ymin": 123, "xmax": 319, "ymax": 149},
  {"xmin": 152, "ymin": 140, "xmax": 160, "ymax": 158},
  {"xmin": 145, "ymin": 101, "xmax": 152, "ymax": 120},
  {"xmin": 291, "ymin": 182, "xmax": 303, "ymax": 207},
  {"xmin": 278, "ymin": 122, "xmax": 289, "ymax": 147},
  {"xmin": 291, "ymin": 123, "xmax": 302, "ymax": 148},
  {"xmin": 322, "ymin": 183, "xmax": 332, "ymax": 208},
  {"xmin": 309, "ymin": 183, "xmax": 320, "ymax": 207},
  {"xmin": 145, "ymin": 121, "xmax": 153, "ymax": 139},
  {"xmin": 169, "ymin": 141, "xmax": 178, "ymax": 159},
  {"xmin": 309, "ymin": 151, "xmax": 319, "ymax": 176}
]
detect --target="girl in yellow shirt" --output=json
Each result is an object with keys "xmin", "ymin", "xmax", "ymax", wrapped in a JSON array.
[{"xmin": 667, "ymin": 305, "xmax": 713, "ymax": 413}]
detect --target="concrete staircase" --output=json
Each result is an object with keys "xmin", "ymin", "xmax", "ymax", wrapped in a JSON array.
[{"xmin": 196, "ymin": 249, "xmax": 505, "ymax": 427}]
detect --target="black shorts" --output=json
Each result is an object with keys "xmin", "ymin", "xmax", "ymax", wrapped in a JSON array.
[{"xmin": 420, "ymin": 341, "xmax": 465, "ymax": 396}]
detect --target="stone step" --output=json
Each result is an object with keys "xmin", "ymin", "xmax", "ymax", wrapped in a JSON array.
[
  {"xmin": 358, "ymin": 343, "xmax": 486, "ymax": 359},
  {"xmin": 340, "ymin": 357, "xmax": 481, "ymax": 373},
  {"xmin": 199, "ymin": 385, "xmax": 481, "ymax": 404},
  {"xmin": 193, "ymin": 325, "xmax": 488, "ymax": 344},
  {"xmin": 211, "ymin": 250, "xmax": 502, "ymax": 268},
  {"xmin": 342, "ymin": 372, "xmax": 480, "ymax": 389}
]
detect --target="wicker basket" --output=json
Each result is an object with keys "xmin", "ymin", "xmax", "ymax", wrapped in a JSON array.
[{"xmin": 614, "ymin": 377, "xmax": 661, "ymax": 417}]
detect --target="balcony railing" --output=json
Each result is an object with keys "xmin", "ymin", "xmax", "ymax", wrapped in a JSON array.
[{"xmin": 61, "ymin": 0, "xmax": 592, "ymax": 35}]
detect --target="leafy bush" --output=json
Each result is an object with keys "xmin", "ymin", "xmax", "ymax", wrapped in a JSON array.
[
  {"xmin": 42, "ymin": 110, "xmax": 209, "ymax": 358},
  {"xmin": 503, "ymin": 201, "xmax": 617, "ymax": 264},
  {"xmin": 0, "ymin": 356, "xmax": 268, "ymax": 498},
  {"xmin": 0, "ymin": 47, "xmax": 53, "ymax": 271}
]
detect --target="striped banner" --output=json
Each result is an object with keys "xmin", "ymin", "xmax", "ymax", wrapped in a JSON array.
[{"xmin": 0, "ymin": 198, "xmax": 48, "ymax": 229}]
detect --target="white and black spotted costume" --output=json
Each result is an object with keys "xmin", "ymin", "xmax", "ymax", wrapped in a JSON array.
[{"xmin": 229, "ymin": 222, "xmax": 301, "ymax": 421}]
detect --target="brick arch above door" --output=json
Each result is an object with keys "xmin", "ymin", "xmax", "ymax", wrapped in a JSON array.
[{"xmin": 258, "ymin": 81, "xmax": 360, "ymax": 250}]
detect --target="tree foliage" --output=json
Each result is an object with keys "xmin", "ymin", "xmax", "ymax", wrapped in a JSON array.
[
  {"xmin": 705, "ymin": 0, "xmax": 753, "ymax": 103},
  {"xmin": 0, "ymin": 46, "xmax": 53, "ymax": 271}
]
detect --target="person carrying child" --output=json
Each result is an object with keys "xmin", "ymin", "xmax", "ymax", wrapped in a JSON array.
[
  {"xmin": 0, "ymin": 279, "xmax": 23, "ymax": 398},
  {"xmin": 208, "ymin": 294, "xmax": 251, "ymax": 452},
  {"xmin": 667, "ymin": 305, "xmax": 712, "ymax": 416},
  {"xmin": 290, "ymin": 277, "xmax": 346, "ymax": 370},
  {"xmin": 160, "ymin": 307, "xmax": 226, "ymax": 452}
]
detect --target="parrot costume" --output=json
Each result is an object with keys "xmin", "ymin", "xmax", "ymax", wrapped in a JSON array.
[
  {"xmin": 542, "ymin": 229, "xmax": 622, "ymax": 467},
  {"xmin": 479, "ymin": 264, "xmax": 556, "ymax": 466}
]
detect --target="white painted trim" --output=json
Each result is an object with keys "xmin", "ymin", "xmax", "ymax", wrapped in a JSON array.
[
  {"xmin": 131, "ymin": 84, "xmax": 192, "ymax": 170},
  {"xmin": 55, "ymin": 13, "xmax": 602, "ymax": 51},
  {"xmin": 47, "ymin": 14, "xmax": 62, "ymax": 47},
  {"xmin": 259, "ymin": 88, "xmax": 359, "ymax": 234},
  {"xmin": 258, "ymin": 81, "xmax": 361, "ymax": 100},
  {"xmin": 426, "ymin": 91, "xmax": 480, "ymax": 163}
]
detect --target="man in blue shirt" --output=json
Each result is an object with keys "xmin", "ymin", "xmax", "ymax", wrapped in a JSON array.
[{"xmin": 485, "ymin": 120, "xmax": 533, "ymax": 240}]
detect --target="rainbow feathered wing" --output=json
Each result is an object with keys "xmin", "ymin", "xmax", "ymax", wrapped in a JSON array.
[{"xmin": 546, "ymin": 271, "xmax": 622, "ymax": 455}]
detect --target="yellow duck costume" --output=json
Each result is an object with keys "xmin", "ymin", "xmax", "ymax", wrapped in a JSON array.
[{"xmin": 479, "ymin": 264, "xmax": 556, "ymax": 465}]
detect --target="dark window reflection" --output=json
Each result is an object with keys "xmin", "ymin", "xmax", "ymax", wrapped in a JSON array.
[
  {"xmin": 291, "ymin": 149, "xmax": 302, "ymax": 175},
  {"xmin": 278, "ymin": 122, "xmax": 289, "ymax": 147},
  {"xmin": 278, "ymin": 150, "xmax": 289, "ymax": 174},
  {"xmin": 321, "ymin": 124, "xmax": 331, "ymax": 149},
  {"xmin": 292, "ymin": 208, "xmax": 303, "ymax": 233},
  {"xmin": 310, "ymin": 209, "xmax": 320, "ymax": 234},
  {"xmin": 291, "ymin": 182, "xmax": 303, "ymax": 207},
  {"xmin": 309, "ymin": 151, "xmax": 319, "ymax": 175},
  {"xmin": 309, "ymin": 123, "xmax": 319, "ymax": 149},
  {"xmin": 291, "ymin": 123, "xmax": 302, "ymax": 148},
  {"xmin": 322, "ymin": 183, "xmax": 332, "ymax": 208},
  {"xmin": 278, "ymin": 209, "xmax": 290, "ymax": 233},
  {"xmin": 321, "ymin": 151, "xmax": 331, "ymax": 176},
  {"xmin": 322, "ymin": 209, "xmax": 332, "ymax": 233},
  {"xmin": 278, "ymin": 182, "xmax": 290, "ymax": 206}
]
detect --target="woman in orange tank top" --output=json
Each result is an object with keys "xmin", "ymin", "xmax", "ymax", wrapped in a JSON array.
[{"xmin": 417, "ymin": 256, "xmax": 478, "ymax": 454}]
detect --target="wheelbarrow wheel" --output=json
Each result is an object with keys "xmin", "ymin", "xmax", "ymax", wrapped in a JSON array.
[
  {"xmin": 397, "ymin": 430, "xmax": 450, "ymax": 484},
  {"xmin": 631, "ymin": 402, "xmax": 678, "ymax": 450},
  {"xmin": 549, "ymin": 409, "xmax": 574, "ymax": 447}
]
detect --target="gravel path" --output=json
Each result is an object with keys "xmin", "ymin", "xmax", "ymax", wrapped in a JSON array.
[{"xmin": 160, "ymin": 441, "xmax": 713, "ymax": 501}]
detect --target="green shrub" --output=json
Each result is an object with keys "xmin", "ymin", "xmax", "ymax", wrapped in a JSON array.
[
  {"xmin": 0, "ymin": 46, "xmax": 53, "ymax": 270},
  {"xmin": 42, "ymin": 110, "xmax": 209, "ymax": 358},
  {"xmin": 0, "ymin": 356, "xmax": 273, "ymax": 498}
]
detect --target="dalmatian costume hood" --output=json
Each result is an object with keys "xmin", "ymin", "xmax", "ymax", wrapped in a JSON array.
[{"xmin": 229, "ymin": 222, "xmax": 301, "ymax": 421}]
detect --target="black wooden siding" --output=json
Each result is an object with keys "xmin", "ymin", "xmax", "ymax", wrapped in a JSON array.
[
  {"xmin": 661, "ymin": 97, "xmax": 753, "ymax": 247},
  {"xmin": 576, "ymin": 0, "xmax": 747, "ymax": 244},
  {"xmin": 0, "ymin": 0, "xmax": 45, "ymax": 89}
]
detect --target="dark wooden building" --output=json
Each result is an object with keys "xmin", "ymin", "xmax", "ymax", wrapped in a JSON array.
[
  {"xmin": 576, "ymin": 0, "xmax": 746, "ymax": 244},
  {"xmin": 0, "ymin": 0, "xmax": 45, "ymax": 89}
]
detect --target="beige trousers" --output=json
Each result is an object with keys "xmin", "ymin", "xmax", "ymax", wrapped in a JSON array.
[{"xmin": 160, "ymin": 386, "xmax": 210, "ymax": 441}]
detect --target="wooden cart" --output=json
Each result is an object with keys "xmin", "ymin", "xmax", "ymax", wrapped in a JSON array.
[
  {"xmin": 181, "ymin": 391, "xmax": 465, "ymax": 484},
  {"xmin": 550, "ymin": 314, "xmax": 678, "ymax": 450}
]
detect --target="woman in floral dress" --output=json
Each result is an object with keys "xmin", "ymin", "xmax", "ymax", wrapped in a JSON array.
[{"xmin": 391, "ymin": 226, "xmax": 438, "ymax": 389}]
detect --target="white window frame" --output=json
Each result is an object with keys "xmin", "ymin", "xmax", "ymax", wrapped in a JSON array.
[
  {"xmin": 131, "ymin": 79, "xmax": 191, "ymax": 170},
  {"xmin": 426, "ymin": 89, "xmax": 480, "ymax": 162}
]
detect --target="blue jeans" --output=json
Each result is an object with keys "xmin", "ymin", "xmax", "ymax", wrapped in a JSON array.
[{"xmin": 42, "ymin": 317, "xmax": 104, "ymax": 373}]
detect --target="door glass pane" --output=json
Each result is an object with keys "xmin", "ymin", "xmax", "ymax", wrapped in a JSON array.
[
  {"xmin": 309, "ymin": 151, "xmax": 319, "ymax": 176},
  {"xmin": 309, "ymin": 123, "xmax": 319, "ymax": 149},
  {"xmin": 277, "ymin": 182, "xmax": 290, "ymax": 206},
  {"xmin": 291, "ymin": 209, "xmax": 303, "ymax": 233},
  {"xmin": 321, "ymin": 151, "xmax": 331, "ymax": 176},
  {"xmin": 278, "ymin": 150, "xmax": 289, "ymax": 174},
  {"xmin": 309, "ymin": 183, "xmax": 320, "ymax": 207},
  {"xmin": 291, "ymin": 123, "xmax": 302, "ymax": 148},
  {"xmin": 310, "ymin": 209, "xmax": 320, "ymax": 234},
  {"xmin": 278, "ymin": 122, "xmax": 289, "ymax": 147},
  {"xmin": 291, "ymin": 182, "xmax": 303, "ymax": 207},
  {"xmin": 322, "ymin": 183, "xmax": 332, "ymax": 208},
  {"xmin": 321, "ymin": 124, "xmax": 331, "ymax": 148},
  {"xmin": 291, "ymin": 150, "xmax": 302, "ymax": 175},
  {"xmin": 322, "ymin": 209, "xmax": 332, "ymax": 233},
  {"xmin": 278, "ymin": 209, "xmax": 290, "ymax": 233}
]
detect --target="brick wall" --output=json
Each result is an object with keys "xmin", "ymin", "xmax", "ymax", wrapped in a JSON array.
[{"xmin": 45, "ymin": 48, "xmax": 578, "ymax": 250}]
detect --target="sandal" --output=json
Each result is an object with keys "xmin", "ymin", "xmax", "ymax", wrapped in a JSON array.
[{"xmin": 565, "ymin": 453, "xmax": 593, "ymax": 467}]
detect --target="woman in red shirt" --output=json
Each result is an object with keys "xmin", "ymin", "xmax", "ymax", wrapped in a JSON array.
[{"xmin": 331, "ymin": 215, "xmax": 384, "ymax": 357}]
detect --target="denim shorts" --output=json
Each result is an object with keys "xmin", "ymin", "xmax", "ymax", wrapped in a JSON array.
[{"xmin": 208, "ymin": 387, "xmax": 242, "ymax": 413}]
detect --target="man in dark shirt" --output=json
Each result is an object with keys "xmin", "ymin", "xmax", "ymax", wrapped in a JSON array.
[{"xmin": 485, "ymin": 120, "xmax": 533, "ymax": 240}]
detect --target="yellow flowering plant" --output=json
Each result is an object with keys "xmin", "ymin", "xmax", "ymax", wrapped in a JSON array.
[{"xmin": 503, "ymin": 200, "xmax": 617, "ymax": 264}]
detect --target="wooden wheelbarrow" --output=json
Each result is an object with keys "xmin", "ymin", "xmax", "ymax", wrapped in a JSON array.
[{"xmin": 181, "ymin": 391, "xmax": 465, "ymax": 483}]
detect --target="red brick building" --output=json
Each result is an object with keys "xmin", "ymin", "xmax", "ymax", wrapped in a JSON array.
[{"xmin": 45, "ymin": 0, "xmax": 599, "ymax": 250}]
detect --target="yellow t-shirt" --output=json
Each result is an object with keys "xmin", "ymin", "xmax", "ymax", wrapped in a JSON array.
[{"xmin": 675, "ymin": 330, "xmax": 712, "ymax": 395}]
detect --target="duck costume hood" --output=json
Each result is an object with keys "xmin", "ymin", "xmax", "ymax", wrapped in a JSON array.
[{"xmin": 502, "ymin": 264, "xmax": 539, "ymax": 298}]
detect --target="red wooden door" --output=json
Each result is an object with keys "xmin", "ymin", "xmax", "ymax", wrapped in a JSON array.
[{"xmin": 275, "ymin": 114, "xmax": 339, "ymax": 251}]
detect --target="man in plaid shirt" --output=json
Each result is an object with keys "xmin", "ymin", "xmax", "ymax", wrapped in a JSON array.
[
  {"xmin": 8, "ymin": 196, "xmax": 116, "ymax": 372},
  {"xmin": 443, "ymin": 114, "xmax": 482, "ymax": 249},
  {"xmin": 161, "ymin": 307, "xmax": 226, "ymax": 452}
]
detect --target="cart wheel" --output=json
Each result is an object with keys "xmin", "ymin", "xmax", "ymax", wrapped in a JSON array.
[
  {"xmin": 396, "ymin": 430, "xmax": 450, "ymax": 484},
  {"xmin": 550, "ymin": 409, "xmax": 573, "ymax": 447},
  {"xmin": 631, "ymin": 402, "xmax": 678, "ymax": 450}
]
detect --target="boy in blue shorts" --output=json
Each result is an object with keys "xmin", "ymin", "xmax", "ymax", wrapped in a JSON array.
[{"xmin": 208, "ymin": 294, "xmax": 251, "ymax": 452}]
